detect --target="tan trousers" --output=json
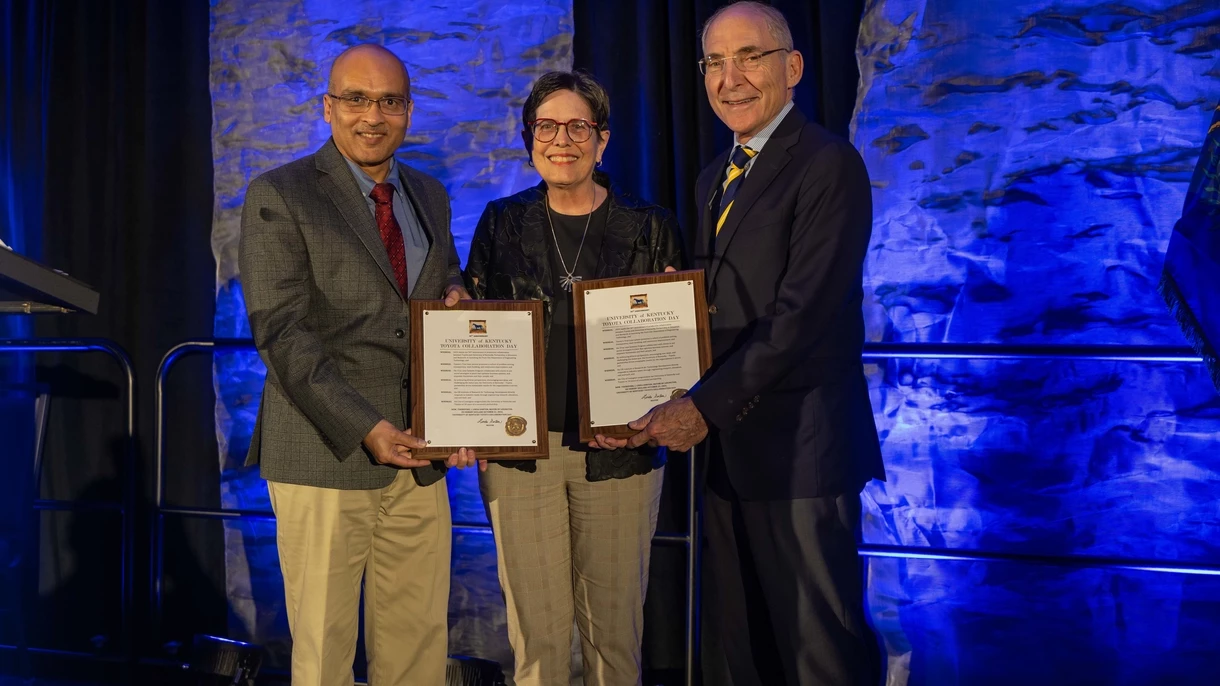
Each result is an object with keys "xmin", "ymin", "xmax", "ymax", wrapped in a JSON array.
[
  {"xmin": 480, "ymin": 432, "xmax": 665, "ymax": 686},
  {"xmin": 267, "ymin": 470, "xmax": 451, "ymax": 686}
]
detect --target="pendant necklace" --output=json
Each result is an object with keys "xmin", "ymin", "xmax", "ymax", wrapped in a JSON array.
[{"xmin": 545, "ymin": 188, "xmax": 595, "ymax": 292}]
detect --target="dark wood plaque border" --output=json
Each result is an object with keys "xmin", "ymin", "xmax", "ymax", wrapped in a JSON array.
[
  {"xmin": 572, "ymin": 270, "xmax": 712, "ymax": 443},
  {"xmin": 409, "ymin": 299, "xmax": 549, "ymax": 459}
]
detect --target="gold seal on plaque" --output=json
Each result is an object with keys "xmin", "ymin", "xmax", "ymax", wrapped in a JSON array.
[
  {"xmin": 505, "ymin": 416, "xmax": 527, "ymax": 436},
  {"xmin": 671, "ymin": 388, "xmax": 688, "ymax": 400}
]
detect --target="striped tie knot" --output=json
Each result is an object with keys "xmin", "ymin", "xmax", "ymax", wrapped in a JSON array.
[
  {"xmin": 728, "ymin": 145, "xmax": 756, "ymax": 174},
  {"xmin": 717, "ymin": 145, "xmax": 756, "ymax": 235}
]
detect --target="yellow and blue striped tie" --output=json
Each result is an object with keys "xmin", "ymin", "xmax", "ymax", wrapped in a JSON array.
[{"xmin": 716, "ymin": 145, "xmax": 756, "ymax": 235}]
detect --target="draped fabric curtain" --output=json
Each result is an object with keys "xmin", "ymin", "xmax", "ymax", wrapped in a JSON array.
[
  {"xmin": 1, "ymin": 0, "xmax": 48, "ymax": 348},
  {"xmin": 2, "ymin": 0, "xmax": 223, "ymax": 657},
  {"xmin": 0, "ymin": 0, "xmax": 48, "ymax": 660},
  {"xmin": 0, "ymin": 0, "xmax": 47, "ymax": 266}
]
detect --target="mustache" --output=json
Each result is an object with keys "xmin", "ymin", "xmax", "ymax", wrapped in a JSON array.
[{"xmin": 355, "ymin": 126, "xmax": 389, "ymax": 135}]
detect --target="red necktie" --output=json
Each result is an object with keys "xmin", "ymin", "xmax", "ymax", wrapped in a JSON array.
[{"xmin": 369, "ymin": 183, "xmax": 409, "ymax": 296}]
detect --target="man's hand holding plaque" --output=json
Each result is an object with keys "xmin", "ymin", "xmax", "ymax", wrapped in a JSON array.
[{"xmin": 572, "ymin": 269, "xmax": 711, "ymax": 445}]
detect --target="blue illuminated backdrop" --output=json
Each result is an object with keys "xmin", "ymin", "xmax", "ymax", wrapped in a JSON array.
[
  {"xmin": 854, "ymin": 1, "xmax": 1219, "ymax": 683},
  {"xmin": 209, "ymin": 0, "xmax": 572, "ymax": 669}
]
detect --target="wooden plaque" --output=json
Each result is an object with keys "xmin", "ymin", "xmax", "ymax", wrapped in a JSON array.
[
  {"xmin": 409, "ymin": 299, "xmax": 548, "ymax": 459},
  {"xmin": 572, "ymin": 270, "xmax": 712, "ymax": 442}
]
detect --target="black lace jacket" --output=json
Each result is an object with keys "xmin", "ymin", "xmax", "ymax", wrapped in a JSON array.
[{"xmin": 464, "ymin": 172, "xmax": 685, "ymax": 480}]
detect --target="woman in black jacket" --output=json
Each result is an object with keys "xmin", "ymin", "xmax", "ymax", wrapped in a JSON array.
[{"xmin": 464, "ymin": 70, "xmax": 682, "ymax": 686}]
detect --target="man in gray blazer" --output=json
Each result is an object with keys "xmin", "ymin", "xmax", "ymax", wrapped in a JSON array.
[{"xmin": 239, "ymin": 44, "xmax": 477, "ymax": 686}]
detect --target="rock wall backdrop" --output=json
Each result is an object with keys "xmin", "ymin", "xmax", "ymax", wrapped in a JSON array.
[{"xmin": 209, "ymin": 0, "xmax": 1220, "ymax": 683}]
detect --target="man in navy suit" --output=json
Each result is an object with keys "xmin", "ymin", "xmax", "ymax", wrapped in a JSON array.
[{"xmin": 597, "ymin": 2, "xmax": 885, "ymax": 683}]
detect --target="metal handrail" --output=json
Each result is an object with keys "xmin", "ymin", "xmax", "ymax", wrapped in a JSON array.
[
  {"xmin": 153, "ymin": 339, "xmax": 704, "ymax": 686},
  {"xmin": 859, "ymin": 544, "xmax": 1220, "ymax": 576},
  {"xmin": 861, "ymin": 342, "xmax": 1201, "ymax": 363},
  {"xmin": 154, "ymin": 503, "xmax": 692, "ymax": 540},
  {"xmin": 0, "ymin": 338, "xmax": 137, "ymax": 671}
]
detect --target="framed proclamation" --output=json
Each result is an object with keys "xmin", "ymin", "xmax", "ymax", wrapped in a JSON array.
[
  {"xmin": 572, "ymin": 270, "xmax": 712, "ymax": 443},
  {"xmin": 409, "ymin": 300, "xmax": 548, "ymax": 459}
]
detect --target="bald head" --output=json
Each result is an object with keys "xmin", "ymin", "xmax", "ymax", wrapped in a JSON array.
[
  {"xmin": 323, "ymin": 43, "xmax": 414, "ymax": 183},
  {"xmin": 699, "ymin": 1, "xmax": 802, "ymax": 143},
  {"xmin": 701, "ymin": 1, "xmax": 794, "ymax": 54},
  {"xmin": 328, "ymin": 44, "xmax": 411, "ymax": 99}
]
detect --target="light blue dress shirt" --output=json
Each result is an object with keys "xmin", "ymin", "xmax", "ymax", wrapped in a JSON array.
[{"xmin": 723, "ymin": 99, "xmax": 795, "ymax": 180}]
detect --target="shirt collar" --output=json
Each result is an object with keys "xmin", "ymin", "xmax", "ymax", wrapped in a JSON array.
[
  {"xmin": 344, "ymin": 156, "xmax": 404, "ymax": 200},
  {"xmin": 733, "ymin": 100, "xmax": 794, "ymax": 155}
]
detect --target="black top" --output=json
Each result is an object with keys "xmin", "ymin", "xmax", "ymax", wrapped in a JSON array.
[
  {"xmin": 463, "ymin": 173, "xmax": 683, "ymax": 481},
  {"xmin": 545, "ymin": 199, "xmax": 609, "ymax": 437}
]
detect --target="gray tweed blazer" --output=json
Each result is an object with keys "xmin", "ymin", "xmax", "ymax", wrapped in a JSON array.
[{"xmin": 239, "ymin": 138, "xmax": 462, "ymax": 489}]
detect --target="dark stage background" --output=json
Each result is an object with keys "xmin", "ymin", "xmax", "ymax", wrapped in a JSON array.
[{"xmin": 2, "ymin": 1, "xmax": 1218, "ymax": 685}]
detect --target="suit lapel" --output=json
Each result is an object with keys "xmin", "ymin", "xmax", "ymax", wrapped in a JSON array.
[
  {"xmin": 397, "ymin": 165, "xmax": 447, "ymax": 300},
  {"xmin": 399, "ymin": 165, "xmax": 437, "ymax": 244},
  {"xmin": 697, "ymin": 151, "xmax": 727, "ymax": 297},
  {"xmin": 708, "ymin": 108, "xmax": 805, "ymax": 291},
  {"xmin": 315, "ymin": 139, "xmax": 405, "ymax": 300},
  {"xmin": 709, "ymin": 146, "xmax": 789, "ymax": 284}
]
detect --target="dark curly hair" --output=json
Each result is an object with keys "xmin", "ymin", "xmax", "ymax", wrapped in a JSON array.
[{"xmin": 520, "ymin": 70, "xmax": 610, "ymax": 153}]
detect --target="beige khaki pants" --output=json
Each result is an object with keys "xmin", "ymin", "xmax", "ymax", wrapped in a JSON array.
[
  {"xmin": 267, "ymin": 470, "xmax": 451, "ymax": 686},
  {"xmin": 480, "ymin": 432, "xmax": 665, "ymax": 686}
]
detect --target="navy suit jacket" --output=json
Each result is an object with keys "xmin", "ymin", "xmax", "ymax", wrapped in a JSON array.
[{"xmin": 688, "ymin": 107, "xmax": 885, "ymax": 500}]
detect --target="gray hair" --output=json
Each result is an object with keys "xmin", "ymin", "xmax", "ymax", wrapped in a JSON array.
[{"xmin": 701, "ymin": 1, "xmax": 794, "ymax": 53}]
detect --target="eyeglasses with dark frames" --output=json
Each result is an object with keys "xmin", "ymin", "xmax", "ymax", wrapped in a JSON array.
[{"xmin": 325, "ymin": 93, "xmax": 410, "ymax": 116}]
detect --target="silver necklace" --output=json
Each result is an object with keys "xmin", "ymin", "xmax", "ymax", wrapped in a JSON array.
[{"xmin": 545, "ymin": 189, "xmax": 596, "ymax": 292}]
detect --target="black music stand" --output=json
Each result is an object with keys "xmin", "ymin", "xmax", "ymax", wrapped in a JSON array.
[
  {"xmin": 0, "ymin": 247, "xmax": 98, "ymax": 678},
  {"xmin": 0, "ymin": 247, "xmax": 99, "ymax": 314}
]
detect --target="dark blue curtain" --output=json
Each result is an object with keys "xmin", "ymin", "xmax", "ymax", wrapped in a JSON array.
[
  {"xmin": 1, "ymin": 0, "xmax": 47, "ymax": 339},
  {"xmin": 0, "ymin": 1, "xmax": 49, "ymax": 660},
  {"xmin": 1, "ymin": 0, "xmax": 223, "ymax": 671}
]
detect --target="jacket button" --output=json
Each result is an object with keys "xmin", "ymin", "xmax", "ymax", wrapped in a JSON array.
[
  {"xmin": 708, "ymin": 305, "xmax": 718, "ymax": 314},
  {"xmin": 401, "ymin": 379, "xmax": 409, "ymax": 389},
  {"xmin": 394, "ymin": 328, "xmax": 405, "ymax": 338}
]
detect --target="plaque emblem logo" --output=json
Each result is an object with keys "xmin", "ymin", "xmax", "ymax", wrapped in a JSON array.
[
  {"xmin": 469, "ymin": 320, "xmax": 488, "ymax": 335},
  {"xmin": 505, "ymin": 416, "xmax": 527, "ymax": 436},
  {"xmin": 629, "ymin": 293, "xmax": 648, "ymax": 310}
]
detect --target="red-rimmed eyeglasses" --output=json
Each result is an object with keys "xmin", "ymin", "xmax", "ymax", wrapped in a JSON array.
[{"xmin": 525, "ymin": 118, "xmax": 600, "ymax": 143}]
